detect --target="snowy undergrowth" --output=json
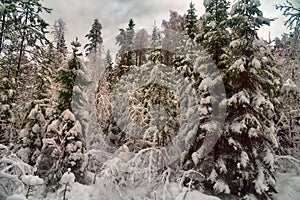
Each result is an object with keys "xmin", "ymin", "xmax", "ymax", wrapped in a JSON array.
[{"xmin": 3, "ymin": 145, "xmax": 300, "ymax": 200}]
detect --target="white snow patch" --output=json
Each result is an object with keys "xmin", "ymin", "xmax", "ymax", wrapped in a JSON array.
[
  {"xmin": 208, "ymin": 169, "xmax": 218, "ymax": 182},
  {"xmin": 28, "ymin": 105, "xmax": 38, "ymax": 119},
  {"xmin": 47, "ymin": 119, "xmax": 59, "ymax": 132},
  {"xmin": 6, "ymin": 194, "xmax": 27, "ymax": 200},
  {"xmin": 62, "ymin": 109, "xmax": 76, "ymax": 122},
  {"xmin": 274, "ymin": 173, "xmax": 300, "ymax": 200},
  {"xmin": 61, "ymin": 169, "xmax": 75, "ymax": 185},
  {"xmin": 252, "ymin": 58, "xmax": 261, "ymax": 69},
  {"xmin": 263, "ymin": 148, "xmax": 274, "ymax": 168},
  {"xmin": 176, "ymin": 189, "xmax": 221, "ymax": 200},
  {"xmin": 241, "ymin": 151, "xmax": 249, "ymax": 168},
  {"xmin": 213, "ymin": 180, "xmax": 230, "ymax": 194},
  {"xmin": 21, "ymin": 175, "xmax": 44, "ymax": 186},
  {"xmin": 32, "ymin": 124, "xmax": 40, "ymax": 133},
  {"xmin": 255, "ymin": 165, "xmax": 268, "ymax": 195}
]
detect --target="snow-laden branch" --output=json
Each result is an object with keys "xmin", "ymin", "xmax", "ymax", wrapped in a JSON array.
[{"xmin": 276, "ymin": 155, "xmax": 300, "ymax": 174}]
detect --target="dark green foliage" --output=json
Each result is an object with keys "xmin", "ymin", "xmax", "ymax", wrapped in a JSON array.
[
  {"xmin": 185, "ymin": 2, "xmax": 198, "ymax": 40},
  {"xmin": 0, "ymin": 0, "xmax": 51, "ymax": 76},
  {"xmin": 56, "ymin": 38, "xmax": 82, "ymax": 112},
  {"xmin": 84, "ymin": 19, "xmax": 103, "ymax": 56},
  {"xmin": 276, "ymin": 0, "xmax": 300, "ymax": 31}
]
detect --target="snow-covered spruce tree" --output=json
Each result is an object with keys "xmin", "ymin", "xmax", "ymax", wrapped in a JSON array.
[
  {"xmin": 274, "ymin": 0, "xmax": 300, "ymax": 167},
  {"xmin": 184, "ymin": 2, "xmax": 199, "ymax": 40},
  {"xmin": 36, "ymin": 109, "xmax": 84, "ymax": 189},
  {"xmin": 0, "ymin": 75, "xmax": 17, "ymax": 145},
  {"xmin": 16, "ymin": 57, "xmax": 55, "ymax": 166},
  {"xmin": 272, "ymin": 33, "xmax": 300, "ymax": 158},
  {"xmin": 74, "ymin": 19, "xmax": 105, "ymax": 150},
  {"xmin": 173, "ymin": 35, "xmax": 203, "ymax": 89},
  {"xmin": 150, "ymin": 23, "xmax": 162, "ymax": 49},
  {"xmin": 36, "ymin": 38, "xmax": 85, "ymax": 189},
  {"xmin": 0, "ymin": 0, "xmax": 51, "ymax": 146},
  {"xmin": 187, "ymin": 0, "xmax": 281, "ymax": 198},
  {"xmin": 198, "ymin": 0, "xmax": 231, "ymax": 69}
]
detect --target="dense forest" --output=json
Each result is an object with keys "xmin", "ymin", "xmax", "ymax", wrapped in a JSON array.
[{"xmin": 0, "ymin": 0, "xmax": 300, "ymax": 199}]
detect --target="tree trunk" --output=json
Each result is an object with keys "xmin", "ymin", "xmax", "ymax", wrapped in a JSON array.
[
  {"xmin": 17, "ymin": 7, "xmax": 29, "ymax": 76},
  {"xmin": 0, "ymin": 14, "xmax": 6, "ymax": 53}
]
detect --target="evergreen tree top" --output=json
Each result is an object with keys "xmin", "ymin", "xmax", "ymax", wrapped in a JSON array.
[
  {"xmin": 84, "ymin": 19, "xmax": 103, "ymax": 56},
  {"xmin": 128, "ymin": 19, "xmax": 135, "ymax": 30},
  {"xmin": 230, "ymin": 0, "xmax": 272, "ymax": 40},
  {"xmin": 185, "ymin": 2, "xmax": 198, "ymax": 39}
]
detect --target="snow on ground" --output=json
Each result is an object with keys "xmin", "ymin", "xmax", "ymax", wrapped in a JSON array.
[
  {"xmin": 44, "ymin": 182, "xmax": 98, "ymax": 200},
  {"xmin": 176, "ymin": 189, "xmax": 221, "ymax": 200},
  {"xmin": 45, "ymin": 173, "xmax": 300, "ymax": 200},
  {"xmin": 5, "ymin": 194, "xmax": 27, "ymax": 200},
  {"xmin": 274, "ymin": 173, "xmax": 300, "ymax": 200},
  {"xmin": 21, "ymin": 175, "xmax": 44, "ymax": 186},
  {"xmin": 4, "ymin": 172, "xmax": 300, "ymax": 199}
]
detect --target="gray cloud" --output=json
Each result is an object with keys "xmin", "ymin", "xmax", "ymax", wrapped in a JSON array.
[
  {"xmin": 41, "ymin": 0, "xmax": 288, "ymax": 56},
  {"xmin": 42, "ymin": 0, "xmax": 204, "ymax": 55}
]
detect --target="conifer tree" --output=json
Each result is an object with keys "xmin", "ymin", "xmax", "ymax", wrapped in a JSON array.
[
  {"xmin": 275, "ymin": 0, "xmax": 300, "ymax": 159},
  {"xmin": 162, "ymin": 11, "xmax": 184, "ymax": 65},
  {"xmin": 187, "ymin": 0, "xmax": 281, "ymax": 198},
  {"xmin": 56, "ymin": 37, "xmax": 82, "ymax": 112},
  {"xmin": 84, "ymin": 19, "xmax": 103, "ymax": 56},
  {"xmin": 15, "ymin": 0, "xmax": 51, "ymax": 76},
  {"xmin": 126, "ymin": 19, "xmax": 135, "ymax": 66},
  {"xmin": 184, "ymin": 2, "xmax": 199, "ymax": 40},
  {"xmin": 0, "ymin": 76, "xmax": 17, "ymax": 145},
  {"xmin": 134, "ymin": 29, "xmax": 149, "ymax": 66},
  {"xmin": 150, "ymin": 23, "xmax": 162, "ymax": 49},
  {"xmin": 36, "ymin": 38, "xmax": 85, "ymax": 188},
  {"xmin": 115, "ymin": 19, "xmax": 136, "ymax": 66},
  {"xmin": 105, "ymin": 50, "xmax": 113, "ymax": 70},
  {"xmin": 16, "ymin": 56, "xmax": 55, "ymax": 166},
  {"xmin": 199, "ymin": 0, "xmax": 230, "ymax": 69},
  {"xmin": 0, "ymin": 0, "xmax": 17, "ymax": 54},
  {"xmin": 149, "ymin": 23, "xmax": 163, "ymax": 63},
  {"xmin": 51, "ymin": 18, "xmax": 68, "ymax": 59}
]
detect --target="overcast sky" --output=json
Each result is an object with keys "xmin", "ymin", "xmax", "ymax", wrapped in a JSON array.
[{"xmin": 41, "ymin": 0, "xmax": 292, "ymax": 56}]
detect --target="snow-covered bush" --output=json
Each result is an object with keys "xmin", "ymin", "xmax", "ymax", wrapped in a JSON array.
[
  {"xmin": 0, "ymin": 144, "xmax": 33, "ymax": 197},
  {"xmin": 36, "ymin": 105, "xmax": 84, "ymax": 189},
  {"xmin": 21, "ymin": 175, "xmax": 44, "ymax": 198},
  {"xmin": 60, "ymin": 168, "xmax": 75, "ymax": 200}
]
